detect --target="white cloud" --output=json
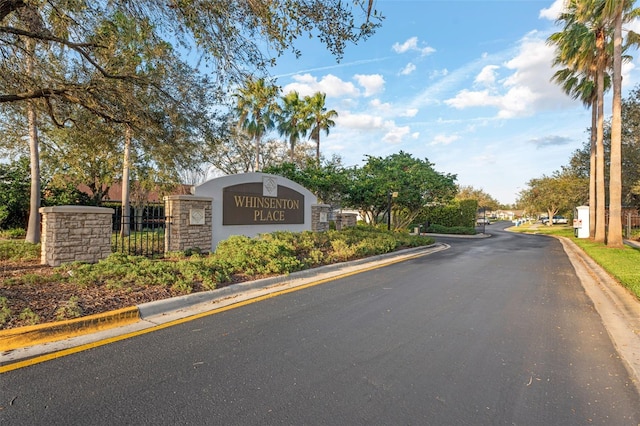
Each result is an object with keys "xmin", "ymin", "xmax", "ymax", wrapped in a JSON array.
[
  {"xmin": 445, "ymin": 89, "xmax": 499, "ymax": 109},
  {"xmin": 282, "ymin": 73, "xmax": 359, "ymax": 98},
  {"xmin": 401, "ymin": 108, "xmax": 419, "ymax": 117},
  {"xmin": 501, "ymin": 34, "xmax": 572, "ymax": 113},
  {"xmin": 370, "ymin": 98, "xmax": 392, "ymax": 112},
  {"xmin": 393, "ymin": 36, "xmax": 418, "ymax": 53},
  {"xmin": 392, "ymin": 36, "xmax": 435, "ymax": 56},
  {"xmin": 497, "ymin": 86, "xmax": 538, "ymax": 118},
  {"xmin": 475, "ymin": 65, "xmax": 500, "ymax": 87},
  {"xmin": 336, "ymin": 111, "xmax": 383, "ymax": 130},
  {"xmin": 354, "ymin": 74, "xmax": 385, "ymax": 97},
  {"xmin": 444, "ymin": 33, "xmax": 574, "ymax": 118},
  {"xmin": 539, "ymin": 0, "xmax": 565, "ymax": 21},
  {"xmin": 382, "ymin": 122, "xmax": 411, "ymax": 144},
  {"xmin": 429, "ymin": 133, "xmax": 460, "ymax": 146},
  {"xmin": 430, "ymin": 68, "xmax": 449, "ymax": 79},
  {"xmin": 400, "ymin": 63, "xmax": 416, "ymax": 75}
]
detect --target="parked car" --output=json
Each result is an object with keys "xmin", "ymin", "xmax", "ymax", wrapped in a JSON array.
[
  {"xmin": 553, "ymin": 215, "xmax": 568, "ymax": 224},
  {"xmin": 476, "ymin": 218, "xmax": 490, "ymax": 225},
  {"xmin": 542, "ymin": 215, "xmax": 568, "ymax": 224}
]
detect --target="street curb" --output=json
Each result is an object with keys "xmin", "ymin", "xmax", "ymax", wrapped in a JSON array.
[
  {"xmin": 1, "ymin": 243, "xmax": 447, "ymax": 354},
  {"xmin": 136, "ymin": 243, "xmax": 445, "ymax": 319},
  {"xmin": 557, "ymin": 236, "xmax": 640, "ymax": 393},
  {"xmin": 0, "ymin": 306, "xmax": 140, "ymax": 351}
]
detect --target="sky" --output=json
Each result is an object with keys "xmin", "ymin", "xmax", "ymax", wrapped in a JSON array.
[{"xmin": 263, "ymin": 0, "xmax": 640, "ymax": 206}]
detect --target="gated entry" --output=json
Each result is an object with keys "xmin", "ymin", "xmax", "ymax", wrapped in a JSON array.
[{"xmin": 111, "ymin": 204, "xmax": 170, "ymax": 257}]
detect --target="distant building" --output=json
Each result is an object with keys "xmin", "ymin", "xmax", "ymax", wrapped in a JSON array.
[{"xmin": 78, "ymin": 181, "xmax": 193, "ymax": 205}]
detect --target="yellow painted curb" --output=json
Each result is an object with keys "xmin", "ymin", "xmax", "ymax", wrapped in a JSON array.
[{"xmin": 0, "ymin": 306, "xmax": 140, "ymax": 351}]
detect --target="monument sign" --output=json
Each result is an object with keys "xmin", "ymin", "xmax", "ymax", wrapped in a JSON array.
[{"xmin": 195, "ymin": 173, "xmax": 318, "ymax": 250}]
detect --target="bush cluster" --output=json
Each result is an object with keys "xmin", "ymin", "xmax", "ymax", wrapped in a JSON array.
[
  {"xmin": 425, "ymin": 224, "xmax": 477, "ymax": 235},
  {"xmin": 0, "ymin": 239, "xmax": 40, "ymax": 261},
  {"xmin": 55, "ymin": 226, "xmax": 434, "ymax": 294}
]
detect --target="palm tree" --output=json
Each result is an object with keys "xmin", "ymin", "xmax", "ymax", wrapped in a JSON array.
[
  {"xmin": 277, "ymin": 91, "xmax": 310, "ymax": 163},
  {"xmin": 583, "ymin": 0, "xmax": 639, "ymax": 246},
  {"xmin": 550, "ymin": 69, "xmax": 600, "ymax": 237},
  {"xmin": 604, "ymin": 0, "xmax": 640, "ymax": 247},
  {"xmin": 305, "ymin": 92, "xmax": 337, "ymax": 166},
  {"xmin": 233, "ymin": 77, "xmax": 280, "ymax": 172},
  {"xmin": 548, "ymin": 1, "xmax": 605, "ymax": 240}
]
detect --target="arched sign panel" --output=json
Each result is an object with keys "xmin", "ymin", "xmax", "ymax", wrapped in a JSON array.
[{"xmin": 223, "ymin": 183, "xmax": 305, "ymax": 225}]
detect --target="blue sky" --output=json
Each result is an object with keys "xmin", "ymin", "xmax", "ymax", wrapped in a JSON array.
[{"xmin": 264, "ymin": 0, "xmax": 640, "ymax": 205}]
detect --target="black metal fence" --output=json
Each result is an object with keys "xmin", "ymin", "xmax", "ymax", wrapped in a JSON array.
[
  {"xmin": 622, "ymin": 212, "xmax": 640, "ymax": 240},
  {"xmin": 604, "ymin": 211, "xmax": 640, "ymax": 240},
  {"xmin": 111, "ymin": 204, "xmax": 170, "ymax": 257}
]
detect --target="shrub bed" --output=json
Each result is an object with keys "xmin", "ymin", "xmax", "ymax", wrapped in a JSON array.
[{"xmin": 1, "ymin": 226, "xmax": 435, "ymax": 328}]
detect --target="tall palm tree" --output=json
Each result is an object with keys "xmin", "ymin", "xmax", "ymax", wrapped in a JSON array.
[
  {"xmin": 548, "ymin": 1, "xmax": 604, "ymax": 240},
  {"xmin": 550, "ymin": 69, "xmax": 600, "ymax": 237},
  {"xmin": 305, "ymin": 92, "xmax": 337, "ymax": 166},
  {"xmin": 603, "ymin": 0, "xmax": 640, "ymax": 247},
  {"xmin": 277, "ymin": 91, "xmax": 310, "ymax": 163},
  {"xmin": 584, "ymin": 0, "xmax": 639, "ymax": 246},
  {"xmin": 234, "ymin": 77, "xmax": 280, "ymax": 171},
  {"xmin": 605, "ymin": 0, "xmax": 624, "ymax": 247}
]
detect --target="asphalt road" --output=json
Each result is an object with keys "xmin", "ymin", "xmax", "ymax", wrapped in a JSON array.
[{"xmin": 2, "ymin": 223, "xmax": 639, "ymax": 425}]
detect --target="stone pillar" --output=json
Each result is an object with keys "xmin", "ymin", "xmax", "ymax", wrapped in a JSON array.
[
  {"xmin": 164, "ymin": 195, "xmax": 213, "ymax": 253},
  {"xmin": 311, "ymin": 204, "xmax": 331, "ymax": 232},
  {"xmin": 335, "ymin": 212, "xmax": 358, "ymax": 230},
  {"xmin": 40, "ymin": 206, "xmax": 114, "ymax": 267}
]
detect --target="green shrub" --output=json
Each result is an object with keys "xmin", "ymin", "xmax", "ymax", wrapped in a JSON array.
[
  {"xmin": 19, "ymin": 308, "xmax": 40, "ymax": 325},
  {"xmin": 0, "ymin": 297, "xmax": 11, "ymax": 326},
  {"xmin": 426, "ymin": 224, "xmax": 476, "ymax": 235},
  {"xmin": 0, "ymin": 228, "xmax": 27, "ymax": 239},
  {"xmin": 48, "ymin": 226, "xmax": 435, "ymax": 296},
  {"xmin": 215, "ymin": 234, "xmax": 304, "ymax": 276},
  {"xmin": 0, "ymin": 239, "xmax": 40, "ymax": 261},
  {"xmin": 55, "ymin": 296, "xmax": 83, "ymax": 321}
]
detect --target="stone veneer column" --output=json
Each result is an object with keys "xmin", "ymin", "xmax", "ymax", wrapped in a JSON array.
[
  {"xmin": 311, "ymin": 204, "xmax": 331, "ymax": 232},
  {"xmin": 40, "ymin": 206, "xmax": 114, "ymax": 267},
  {"xmin": 164, "ymin": 195, "xmax": 213, "ymax": 253},
  {"xmin": 335, "ymin": 212, "xmax": 358, "ymax": 230}
]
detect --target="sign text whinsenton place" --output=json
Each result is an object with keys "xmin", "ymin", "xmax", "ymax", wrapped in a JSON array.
[{"xmin": 223, "ymin": 183, "xmax": 305, "ymax": 225}]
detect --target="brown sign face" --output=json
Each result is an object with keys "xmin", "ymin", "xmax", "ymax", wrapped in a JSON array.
[{"xmin": 223, "ymin": 183, "xmax": 305, "ymax": 225}]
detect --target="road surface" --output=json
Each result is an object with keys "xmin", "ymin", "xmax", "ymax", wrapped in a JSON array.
[{"xmin": 1, "ymin": 222, "xmax": 639, "ymax": 424}]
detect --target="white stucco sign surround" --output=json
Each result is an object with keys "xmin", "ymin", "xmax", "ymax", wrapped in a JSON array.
[{"xmin": 194, "ymin": 173, "xmax": 318, "ymax": 251}]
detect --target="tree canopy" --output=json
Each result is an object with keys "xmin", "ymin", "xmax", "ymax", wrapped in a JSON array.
[
  {"xmin": 0, "ymin": 0, "xmax": 382, "ymax": 241},
  {"xmin": 346, "ymin": 152, "xmax": 457, "ymax": 229},
  {"xmin": 518, "ymin": 169, "xmax": 588, "ymax": 223}
]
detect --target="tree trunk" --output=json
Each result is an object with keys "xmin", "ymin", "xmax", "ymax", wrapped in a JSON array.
[
  {"xmin": 25, "ymin": 38, "xmax": 40, "ymax": 244},
  {"xmin": 607, "ymin": 4, "xmax": 624, "ymax": 247},
  {"xmin": 26, "ymin": 98, "xmax": 41, "ymax": 243},
  {"xmin": 254, "ymin": 134, "xmax": 261, "ymax": 172},
  {"xmin": 120, "ymin": 125, "xmax": 132, "ymax": 237},
  {"xmin": 594, "ymin": 30, "xmax": 606, "ymax": 243},
  {"xmin": 589, "ymin": 100, "xmax": 597, "ymax": 238}
]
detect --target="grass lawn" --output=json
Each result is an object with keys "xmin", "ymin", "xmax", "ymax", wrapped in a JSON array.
[{"xmin": 510, "ymin": 222, "xmax": 640, "ymax": 300}]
